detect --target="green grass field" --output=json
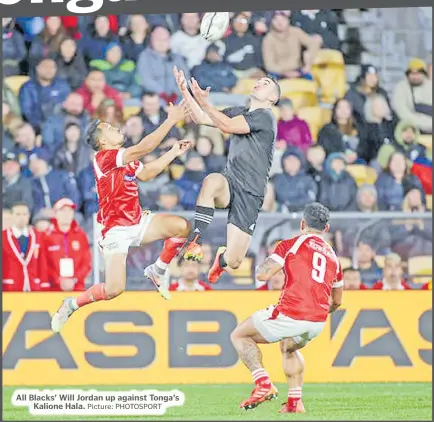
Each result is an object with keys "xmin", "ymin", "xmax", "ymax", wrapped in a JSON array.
[{"xmin": 3, "ymin": 383, "xmax": 432, "ymax": 421}]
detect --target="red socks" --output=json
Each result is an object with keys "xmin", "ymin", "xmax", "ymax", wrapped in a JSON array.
[
  {"xmin": 287, "ymin": 387, "xmax": 302, "ymax": 411},
  {"xmin": 160, "ymin": 237, "xmax": 186, "ymax": 264},
  {"xmin": 75, "ymin": 283, "xmax": 108, "ymax": 308},
  {"xmin": 251, "ymin": 368, "xmax": 272, "ymax": 388}
]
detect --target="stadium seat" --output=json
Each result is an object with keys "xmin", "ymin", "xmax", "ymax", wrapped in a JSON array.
[
  {"xmin": 338, "ymin": 256, "xmax": 352, "ymax": 270},
  {"xmin": 278, "ymin": 79, "xmax": 319, "ymax": 110},
  {"xmin": 311, "ymin": 49, "xmax": 347, "ymax": 105},
  {"xmin": 320, "ymin": 107, "xmax": 333, "ymax": 125},
  {"xmin": 418, "ymin": 134, "xmax": 432, "ymax": 150},
  {"xmin": 346, "ymin": 164, "xmax": 378, "ymax": 186},
  {"xmin": 426, "ymin": 194, "xmax": 432, "ymax": 210},
  {"xmin": 5, "ymin": 75, "xmax": 30, "ymax": 96},
  {"xmin": 170, "ymin": 164, "xmax": 185, "ymax": 180},
  {"xmin": 123, "ymin": 106, "xmax": 140, "ymax": 120},
  {"xmin": 297, "ymin": 106, "xmax": 323, "ymax": 141},
  {"xmin": 408, "ymin": 256, "xmax": 432, "ymax": 280},
  {"xmin": 230, "ymin": 257, "xmax": 254, "ymax": 278},
  {"xmin": 232, "ymin": 79, "xmax": 257, "ymax": 95}
]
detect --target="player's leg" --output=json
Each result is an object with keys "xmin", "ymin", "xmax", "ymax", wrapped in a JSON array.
[
  {"xmin": 208, "ymin": 186, "xmax": 261, "ymax": 283},
  {"xmin": 141, "ymin": 214, "xmax": 191, "ymax": 298},
  {"xmin": 208, "ymin": 223, "xmax": 251, "ymax": 282},
  {"xmin": 51, "ymin": 252, "xmax": 128, "ymax": 333},
  {"xmin": 183, "ymin": 173, "xmax": 231, "ymax": 260},
  {"xmin": 230, "ymin": 309, "xmax": 280, "ymax": 410},
  {"xmin": 279, "ymin": 338, "xmax": 306, "ymax": 414}
]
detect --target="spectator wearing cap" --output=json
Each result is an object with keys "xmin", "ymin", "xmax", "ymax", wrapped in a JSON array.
[
  {"xmin": 2, "ymin": 202, "xmax": 50, "ymax": 292},
  {"xmin": 375, "ymin": 151, "xmax": 424, "ymax": 211},
  {"xmin": 32, "ymin": 209, "xmax": 53, "ymax": 233},
  {"xmin": 363, "ymin": 94, "xmax": 399, "ymax": 164},
  {"xmin": 318, "ymin": 153, "xmax": 358, "ymax": 212},
  {"xmin": 318, "ymin": 98, "xmax": 369, "ymax": 164},
  {"xmin": 19, "ymin": 58, "xmax": 71, "ymax": 132},
  {"xmin": 192, "ymin": 44, "xmax": 238, "ymax": 95},
  {"xmin": 80, "ymin": 16, "xmax": 120, "ymax": 62},
  {"xmin": 53, "ymin": 122, "xmax": 91, "ymax": 175},
  {"xmin": 169, "ymin": 259, "xmax": 212, "ymax": 291},
  {"xmin": 156, "ymin": 185, "xmax": 183, "ymax": 212},
  {"xmin": 377, "ymin": 121, "xmax": 430, "ymax": 169},
  {"xmin": 29, "ymin": 149, "xmax": 80, "ymax": 215},
  {"xmin": 29, "ymin": 17, "xmax": 67, "ymax": 68},
  {"xmin": 121, "ymin": 15, "xmax": 150, "ymax": 62},
  {"xmin": 171, "ymin": 13, "xmax": 210, "ymax": 69},
  {"xmin": 2, "ymin": 17, "xmax": 27, "ymax": 77},
  {"xmin": 56, "ymin": 37, "xmax": 88, "ymax": 90},
  {"xmin": 270, "ymin": 147, "xmax": 317, "ymax": 212},
  {"xmin": 392, "ymin": 58, "xmax": 432, "ymax": 134},
  {"xmin": 344, "ymin": 64, "xmax": 391, "ymax": 124},
  {"xmin": 90, "ymin": 42, "xmax": 142, "ymax": 102},
  {"xmin": 262, "ymin": 10, "xmax": 321, "ymax": 80},
  {"xmin": 174, "ymin": 152, "xmax": 206, "ymax": 210},
  {"xmin": 3, "ymin": 152, "xmax": 34, "ymax": 212},
  {"xmin": 12, "ymin": 123, "xmax": 48, "ymax": 177},
  {"xmin": 137, "ymin": 92, "xmax": 181, "ymax": 141},
  {"xmin": 136, "ymin": 26, "xmax": 190, "ymax": 104},
  {"xmin": 224, "ymin": 12, "xmax": 265, "ymax": 79},
  {"xmin": 372, "ymin": 253, "xmax": 412, "ymax": 290},
  {"xmin": 76, "ymin": 69, "xmax": 123, "ymax": 116},
  {"xmin": 276, "ymin": 98, "xmax": 312, "ymax": 152},
  {"xmin": 41, "ymin": 92, "xmax": 90, "ymax": 157},
  {"xmin": 291, "ymin": 9, "xmax": 340, "ymax": 50},
  {"xmin": 44, "ymin": 198, "xmax": 91, "ymax": 292},
  {"xmin": 343, "ymin": 267, "xmax": 368, "ymax": 290}
]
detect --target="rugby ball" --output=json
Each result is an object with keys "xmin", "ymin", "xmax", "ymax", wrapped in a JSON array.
[{"xmin": 200, "ymin": 12, "xmax": 230, "ymax": 43}]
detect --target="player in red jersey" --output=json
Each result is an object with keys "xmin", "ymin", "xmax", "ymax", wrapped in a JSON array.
[
  {"xmin": 51, "ymin": 102, "xmax": 193, "ymax": 333},
  {"xmin": 230, "ymin": 203, "xmax": 343, "ymax": 414}
]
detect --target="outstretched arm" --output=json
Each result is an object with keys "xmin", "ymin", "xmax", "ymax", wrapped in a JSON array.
[
  {"xmin": 123, "ymin": 102, "xmax": 187, "ymax": 164},
  {"xmin": 173, "ymin": 66, "xmax": 215, "ymax": 126},
  {"xmin": 256, "ymin": 256, "xmax": 283, "ymax": 282},
  {"xmin": 136, "ymin": 140, "xmax": 192, "ymax": 182},
  {"xmin": 190, "ymin": 78, "xmax": 252, "ymax": 135}
]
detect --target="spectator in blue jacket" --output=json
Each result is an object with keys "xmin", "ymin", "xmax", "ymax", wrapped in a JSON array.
[
  {"xmin": 29, "ymin": 17, "xmax": 67, "ymax": 69},
  {"xmin": 192, "ymin": 44, "xmax": 238, "ymax": 93},
  {"xmin": 15, "ymin": 17, "xmax": 45, "ymax": 42},
  {"xmin": 121, "ymin": 15, "xmax": 150, "ymax": 62},
  {"xmin": 77, "ymin": 158, "xmax": 98, "ymax": 220},
  {"xmin": 19, "ymin": 58, "xmax": 71, "ymax": 132},
  {"xmin": 270, "ymin": 147, "xmax": 318, "ymax": 212},
  {"xmin": 12, "ymin": 123, "xmax": 48, "ymax": 177},
  {"xmin": 29, "ymin": 149, "xmax": 80, "ymax": 214},
  {"xmin": 318, "ymin": 152, "xmax": 358, "ymax": 211},
  {"xmin": 375, "ymin": 151, "xmax": 424, "ymax": 211},
  {"xmin": 2, "ymin": 18, "xmax": 27, "ymax": 77},
  {"xmin": 136, "ymin": 26, "xmax": 190, "ymax": 103},
  {"xmin": 41, "ymin": 92, "xmax": 89, "ymax": 157},
  {"xmin": 80, "ymin": 16, "xmax": 119, "ymax": 62},
  {"xmin": 138, "ymin": 92, "xmax": 181, "ymax": 141},
  {"xmin": 174, "ymin": 152, "xmax": 206, "ymax": 210},
  {"xmin": 90, "ymin": 42, "xmax": 142, "ymax": 100}
]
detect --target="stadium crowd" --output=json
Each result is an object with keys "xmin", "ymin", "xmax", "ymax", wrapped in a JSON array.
[{"xmin": 2, "ymin": 11, "xmax": 432, "ymax": 292}]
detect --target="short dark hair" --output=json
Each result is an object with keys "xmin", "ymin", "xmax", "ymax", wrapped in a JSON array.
[
  {"xmin": 303, "ymin": 202, "xmax": 330, "ymax": 231},
  {"xmin": 343, "ymin": 267, "xmax": 359, "ymax": 274},
  {"xmin": 266, "ymin": 74, "xmax": 281, "ymax": 106},
  {"xmin": 11, "ymin": 201, "xmax": 30, "ymax": 211},
  {"xmin": 86, "ymin": 119, "xmax": 102, "ymax": 151}
]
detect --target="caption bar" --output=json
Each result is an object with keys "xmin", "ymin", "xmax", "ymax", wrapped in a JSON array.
[{"xmin": 11, "ymin": 389, "xmax": 185, "ymax": 416}]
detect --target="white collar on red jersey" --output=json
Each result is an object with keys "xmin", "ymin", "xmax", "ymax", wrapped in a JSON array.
[{"xmin": 11, "ymin": 227, "xmax": 29, "ymax": 238}]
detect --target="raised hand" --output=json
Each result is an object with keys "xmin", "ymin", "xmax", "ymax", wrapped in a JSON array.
[
  {"xmin": 173, "ymin": 66, "xmax": 189, "ymax": 95},
  {"xmin": 171, "ymin": 139, "xmax": 193, "ymax": 157},
  {"xmin": 189, "ymin": 77, "xmax": 211, "ymax": 107},
  {"xmin": 166, "ymin": 100, "xmax": 188, "ymax": 124}
]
